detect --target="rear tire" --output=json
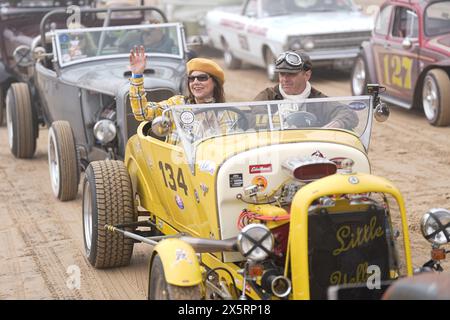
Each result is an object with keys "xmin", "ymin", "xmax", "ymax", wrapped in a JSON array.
[
  {"xmin": 82, "ymin": 160, "xmax": 135, "ymax": 268},
  {"xmin": 222, "ymin": 39, "xmax": 242, "ymax": 70},
  {"xmin": 6, "ymin": 83, "xmax": 36, "ymax": 158},
  {"xmin": 148, "ymin": 255, "xmax": 202, "ymax": 300},
  {"xmin": 265, "ymin": 48, "xmax": 278, "ymax": 82},
  {"xmin": 351, "ymin": 55, "xmax": 368, "ymax": 96},
  {"xmin": 48, "ymin": 121, "xmax": 80, "ymax": 201},
  {"xmin": 422, "ymin": 69, "xmax": 450, "ymax": 126}
]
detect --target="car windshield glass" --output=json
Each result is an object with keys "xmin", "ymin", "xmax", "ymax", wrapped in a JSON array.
[
  {"xmin": 55, "ymin": 23, "xmax": 182, "ymax": 67},
  {"xmin": 170, "ymin": 96, "xmax": 372, "ymax": 168},
  {"xmin": 425, "ymin": 1, "xmax": 450, "ymax": 36},
  {"xmin": 261, "ymin": 0, "xmax": 354, "ymax": 16}
]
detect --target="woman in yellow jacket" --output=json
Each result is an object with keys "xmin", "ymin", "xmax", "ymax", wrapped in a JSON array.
[{"xmin": 129, "ymin": 45, "xmax": 225, "ymax": 122}]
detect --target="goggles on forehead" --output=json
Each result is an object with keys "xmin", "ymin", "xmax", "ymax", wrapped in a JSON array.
[{"xmin": 275, "ymin": 52, "xmax": 304, "ymax": 68}]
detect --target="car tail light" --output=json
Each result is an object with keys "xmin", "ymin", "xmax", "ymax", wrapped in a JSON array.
[{"xmin": 283, "ymin": 157, "xmax": 337, "ymax": 182}]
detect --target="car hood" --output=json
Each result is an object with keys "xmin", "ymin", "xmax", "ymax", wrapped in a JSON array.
[
  {"xmin": 59, "ymin": 58, "xmax": 184, "ymax": 95},
  {"xmin": 427, "ymin": 34, "xmax": 450, "ymax": 55},
  {"xmin": 263, "ymin": 11, "xmax": 374, "ymax": 36},
  {"xmin": 193, "ymin": 130, "xmax": 365, "ymax": 168}
]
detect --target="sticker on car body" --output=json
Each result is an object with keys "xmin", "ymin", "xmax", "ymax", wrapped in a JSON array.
[{"xmin": 229, "ymin": 173, "xmax": 243, "ymax": 188}]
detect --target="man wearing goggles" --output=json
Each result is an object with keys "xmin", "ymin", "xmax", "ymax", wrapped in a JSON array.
[{"xmin": 254, "ymin": 50, "xmax": 358, "ymax": 129}]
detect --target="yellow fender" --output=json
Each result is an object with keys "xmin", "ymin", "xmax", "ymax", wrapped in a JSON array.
[{"xmin": 150, "ymin": 238, "xmax": 202, "ymax": 286}]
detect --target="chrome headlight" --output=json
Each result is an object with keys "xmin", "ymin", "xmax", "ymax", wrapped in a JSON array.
[
  {"xmin": 421, "ymin": 208, "xmax": 450, "ymax": 245},
  {"xmin": 302, "ymin": 38, "xmax": 315, "ymax": 51},
  {"xmin": 237, "ymin": 224, "xmax": 274, "ymax": 261},
  {"xmin": 93, "ymin": 119, "xmax": 117, "ymax": 144}
]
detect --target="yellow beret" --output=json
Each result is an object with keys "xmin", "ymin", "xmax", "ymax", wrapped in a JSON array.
[{"xmin": 187, "ymin": 58, "xmax": 225, "ymax": 85}]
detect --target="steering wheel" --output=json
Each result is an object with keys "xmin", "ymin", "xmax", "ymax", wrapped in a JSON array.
[
  {"xmin": 284, "ymin": 111, "xmax": 318, "ymax": 128},
  {"xmin": 193, "ymin": 106, "xmax": 249, "ymax": 131}
]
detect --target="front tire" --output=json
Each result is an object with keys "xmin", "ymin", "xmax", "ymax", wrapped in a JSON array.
[
  {"xmin": 148, "ymin": 255, "xmax": 202, "ymax": 300},
  {"xmin": 265, "ymin": 48, "xmax": 278, "ymax": 82},
  {"xmin": 222, "ymin": 39, "xmax": 242, "ymax": 70},
  {"xmin": 351, "ymin": 55, "xmax": 368, "ymax": 96},
  {"xmin": 6, "ymin": 83, "xmax": 37, "ymax": 158},
  {"xmin": 82, "ymin": 160, "xmax": 135, "ymax": 268},
  {"xmin": 422, "ymin": 69, "xmax": 450, "ymax": 126},
  {"xmin": 48, "ymin": 121, "xmax": 80, "ymax": 201}
]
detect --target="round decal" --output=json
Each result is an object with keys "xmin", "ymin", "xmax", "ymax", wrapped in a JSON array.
[
  {"xmin": 175, "ymin": 195, "xmax": 184, "ymax": 210},
  {"xmin": 252, "ymin": 175, "xmax": 268, "ymax": 191},
  {"xmin": 180, "ymin": 111, "xmax": 195, "ymax": 125}
]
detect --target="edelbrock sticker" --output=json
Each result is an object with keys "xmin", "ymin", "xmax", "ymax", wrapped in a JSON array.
[{"xmin": 249, "ymin": 164, "xmax": 272, "ymax": 174}]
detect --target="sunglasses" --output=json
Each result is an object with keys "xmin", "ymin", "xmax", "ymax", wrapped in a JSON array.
[
  {"xmin": 188, "ymin": 74, "xmax": 210, "ymax": 83},
  {"xmin": 276, "ymin": 52, "xmax": 304, "ymax": 67}
]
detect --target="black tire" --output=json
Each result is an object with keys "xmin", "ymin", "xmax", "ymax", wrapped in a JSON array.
[
  {"xmin": 422, "ymin": 69, "xmax": 450, "ymax": 126},
  {"xmin": 265, "ymin": 48, "xmax": 278, "ymax": 82},
  {"xmin": 6, "ymin": 82, "xmax": 36, "ymax": 158},
  {"xmin": 48, "ymin": 121, "xmax": 80, "ymax": 201},
  {"xmin": 82, "ymin": 160, "xmax": 135, "ymax": 268},
  {"xmin": 148, "ymin": 254, "xmax": 202, "ymax": 300},
  {"xmin": 351, "ymin": 54, "xmax": 368, "ymax": 96},
  {"xmin": 222, "ymin": 39, "xmax": 242, "ymax": 70},
  {"xmin": 0, "ymin": 84, "xmax": 5, "ymax": 126}
]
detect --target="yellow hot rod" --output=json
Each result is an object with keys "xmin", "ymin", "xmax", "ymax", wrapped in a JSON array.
[{"xmin": 81, "ymin": 85, "xmax": 450, "ymax": 299}]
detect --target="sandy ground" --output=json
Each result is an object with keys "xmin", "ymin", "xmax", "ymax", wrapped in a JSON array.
[
  {"xmin": 1, "ymin": 54, "xmax": 449, "ymax": 299},
  {"xmin": 1, "ymin": 0, "xmax": 449, "ymax": 298}
]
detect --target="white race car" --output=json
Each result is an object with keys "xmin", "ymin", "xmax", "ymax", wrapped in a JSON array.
[{"xmin": 205, "ymin": 0, "xmax": 374, "ymax": 80}]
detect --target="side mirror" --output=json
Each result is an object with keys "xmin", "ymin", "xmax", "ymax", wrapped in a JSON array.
[
  {"xmin": 32, "ymin": 46, "xmax": 52, "ymax": 61},
  {"xmin": 401, "ymin": 37, "xmax": 413, "ymax": 50},
  {"xmin": 13, "ymin": 45, "xmax": 33, "ymax": 67},
  {"xmin": 151, "ymin": 116, "xmax": 172, "ymax": 137},
  {"xmin": 421, "ymin": 208, "xmax": 450, "ymax": 245},
  {"xmin": 374, "ymin": 102, "xmax": 390, "ymax": 122}
]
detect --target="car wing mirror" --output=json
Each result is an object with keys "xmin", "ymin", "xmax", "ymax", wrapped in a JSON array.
[
  {"xmin": 402, "ymin": 37, "xmax": 413, "ymax": 50},
  {"xmin": 151, "ymin": 116, "xmax": 172, "ymax": 137},
  {"xmin": 32, "ymin": 46, "xmax": 53, "ymax": 61},
  {"xmin": 374, "ymin": 102, "xmax": 390, "ymax": 122}
]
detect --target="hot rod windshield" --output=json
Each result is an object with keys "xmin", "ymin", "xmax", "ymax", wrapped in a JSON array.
[
  {"xmin": 54, "ymin": 23, "xmax": 183, "ymax": 67},
  {"xmin": 171, "ymin": 96, "xmax": 373, "ymax": 168}
]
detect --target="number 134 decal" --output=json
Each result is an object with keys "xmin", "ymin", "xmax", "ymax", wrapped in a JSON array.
[
  {"xmin": 383, "ymin": 54, "xmax": 413, "ymax": 89},
  {"xmin": 158, "ymin": 161, "xmax": 188, "ymax": 196}
]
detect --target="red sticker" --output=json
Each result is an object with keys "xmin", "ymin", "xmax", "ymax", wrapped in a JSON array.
[{"xmin": 249, "ymin": 164, "xmax": 272, "ymax": 174}]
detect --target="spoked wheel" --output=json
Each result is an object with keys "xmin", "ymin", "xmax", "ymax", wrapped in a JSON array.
[
  {"xmin": 265, "ymin": 48, "xmax": 278, "ymax": 82},
  {"xmin": 351, "ymin": 55, "xmax": 368, "ymax": 96},
  {"xmin": 82, "ymin": 160, "xmax": 135, "ymax": 268},
  {"xmin": 48, "ymin": 121, "xmax": 80, "ymax": 201},
  {"xmin": 222, "ymin": 39, "xmax": 242, "ymax": 70},
  {"xmin": 6, "ymin": 83, "xmax": 37, "ymax": 158},
  {"xmin": 148, "ymin": 254, "xmax": 202, "ymax": 300},
  {"xmin": 422, "ymin": 69, "xmax": 450, "ymax": 126}
]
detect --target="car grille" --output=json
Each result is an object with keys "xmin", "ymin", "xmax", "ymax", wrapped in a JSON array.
[
  {"xmin": 290, "ymin": 31, "xmax": 371, "ymax": 50},
  {"xmin": 315, "ymin": 31, "xmax": 371, "ymax": 49}
]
